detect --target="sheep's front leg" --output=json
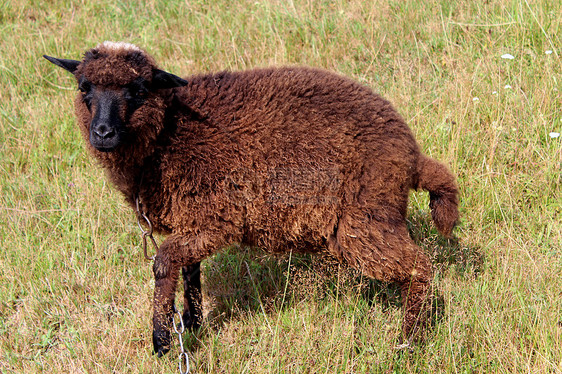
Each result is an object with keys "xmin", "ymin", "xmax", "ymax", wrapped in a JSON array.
[
  {"xmin": 152, "ymin": 233, "xmax": 217, "ymax": 356},
  {"xmin": 182, "ymin": 262, "xmax": 202, "ymax": 330},
  {"xmin": 152, "ymin": 235, "xmax": 182, "ymax": 357}
]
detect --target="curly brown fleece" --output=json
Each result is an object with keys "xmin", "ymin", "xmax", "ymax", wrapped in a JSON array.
[{"xmin": 46, "ymin": 42, "xmax": 459, "ymax": 354}]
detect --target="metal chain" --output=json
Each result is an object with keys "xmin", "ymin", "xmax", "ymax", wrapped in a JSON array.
[
  {"xmin": 173, "ymin": 304, "xmax": 190, "ymax": 374},
  {"xmin": 135, "ymin": 197, "xmax": 157, "ymax": 261}
]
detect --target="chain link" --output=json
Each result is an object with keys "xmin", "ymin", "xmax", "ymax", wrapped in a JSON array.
[
  {"xmin": 173, "ymin": 305, "xmax": 190, "ymax": 374},
  {"xmin": 135, "ymin": 197, "xmax": 157, "ymax": 261}
]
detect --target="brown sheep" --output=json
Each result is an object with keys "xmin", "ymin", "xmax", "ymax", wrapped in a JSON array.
[{"xmin": 44, "ymin": 41, "xmax": 459, "ymax": 356}]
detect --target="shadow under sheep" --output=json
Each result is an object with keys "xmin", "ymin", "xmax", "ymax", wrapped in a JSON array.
[{"xmin": 183, "ymin": 210, "xmax": 483, "ymax": 344}]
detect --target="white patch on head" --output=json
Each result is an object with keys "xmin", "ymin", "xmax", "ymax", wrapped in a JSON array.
[{"xmin": 97, "ymin": 41, "xmax": 142, "ymax": 53}]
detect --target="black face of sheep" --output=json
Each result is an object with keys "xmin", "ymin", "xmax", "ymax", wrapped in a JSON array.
[
  {"xmin": 43, "ymin": 54, "xmax": 187, "ymax": 152},
  {"xmin": 45, "ymin": 41, "xmax": 460, "ymax": 358}
]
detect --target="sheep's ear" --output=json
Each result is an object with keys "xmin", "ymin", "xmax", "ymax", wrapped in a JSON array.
[
  {"xmin": 43, "ymin": 55, "xmax": 81, "ymax": 74},
  {"xmin": 151, "ymin": 69, "xmax": 188, "ymax": 90}
]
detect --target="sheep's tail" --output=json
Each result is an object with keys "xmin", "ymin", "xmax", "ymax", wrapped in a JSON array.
[{"xmin": 415, "ymin": 154, "xmax": 459, "ymax": 237}]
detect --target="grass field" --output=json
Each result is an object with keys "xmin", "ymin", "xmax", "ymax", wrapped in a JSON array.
[{"xmin": 1, "ymin": 0, "xmax": 561, "ymax": 372}]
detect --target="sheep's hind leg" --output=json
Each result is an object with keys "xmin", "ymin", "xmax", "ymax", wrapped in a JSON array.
[
  {"xmin": 371, "ymin": 234, "xmax": 432, "ymax": 345},
  {"xmin": 328, "ymin": 215, "xmax": 432, "ymax": 345},
  {"xmin": 396, "ymin": 248, "xmax": 432, "ymax": 345},
  {"xmin": 181, "ymin": 262, "xmax": 202, "ymax": 330}
]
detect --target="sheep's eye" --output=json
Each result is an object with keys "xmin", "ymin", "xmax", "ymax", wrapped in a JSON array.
[
  {"xmin": 124, "ymin": 78, "xmax": 149, "ymax": 113},
  {"xmin": 78, "ymin": 78, "xmax": 93, "ymax": 109},
  {"xmin": 134, "ymin": 87, "xmax": 148, "ymax": 97},
  {"xmin": 78, "ymin": 78, "xmax": 92, "ymax": 94},
  {"xmin": 124, "ymin": 86, "xmax": 147, "ymax": 102},
  {"xmin": 127, "ymin": 79, "xmax": 148, "ymax": 98}
]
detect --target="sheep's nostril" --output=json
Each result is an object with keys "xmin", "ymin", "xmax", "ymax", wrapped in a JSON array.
[{"xmin": 94, "ymin": 126, "xmax": 116, "ymax": 139}]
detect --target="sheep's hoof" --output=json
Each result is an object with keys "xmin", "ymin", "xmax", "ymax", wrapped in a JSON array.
[
  {"xmin": 182, "ymin": 310, "xmax": 201, "ymax": 331},
  {"xmin": 153, "ymin": 329, "xmax": 171, "ymax": 357}
]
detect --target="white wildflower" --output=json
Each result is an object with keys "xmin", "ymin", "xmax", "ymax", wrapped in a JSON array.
[
  {"xmin": 545, "ymin": 50, "xmax": 553, "ymax": 55},
  {"xmin": 501, "ymin": 53, "xmax": 515, "ymax": 59},
  {"xmin": 549, "ymin": 132, "xmax": 560, "ymax": 138},
  {"xmin": 492, "ymin": 91, "xmax": 498, "ymax": 95},
  {"xmin": 504, "ymin": 84, "xmax": 512, "ymax": 89},
  {"xmin": 491, "ymin": 121, "xmax": 502, "ymax": 131},
  {"xmin": 472, "ymin": 97, "xmax": 480, "ymax": 102}
]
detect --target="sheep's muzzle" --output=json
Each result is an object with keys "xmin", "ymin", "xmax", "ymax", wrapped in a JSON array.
[{"xmin": 89, "ymin": 90, "xmax": 124, "ymax": 152}]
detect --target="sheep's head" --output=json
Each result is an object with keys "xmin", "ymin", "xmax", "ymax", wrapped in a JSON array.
[{"xmin": 44, "ymin": 42, "xmax": 187, "ymax": 153}]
